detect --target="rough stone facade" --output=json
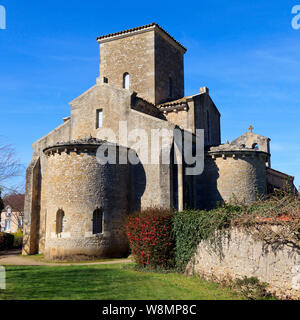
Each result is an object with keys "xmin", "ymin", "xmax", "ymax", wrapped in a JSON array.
[
  {"xmin": 158, "ymin": 89, "xmax": 221, "ymax": 146},
  {"xmin": 40, "ymin": 141, "xmax": 130, "ymax": 259},
  {"xmin": 186, "ymin": 226, "xmax": 300, "ymax": 300},
  {"xmin": 98, "ymin": 23, "xmax": 185, "ymax": 105},
  {"xmin": 231, "ymin": 131, "xmax": 271, "ymax": 166},
  {"xmin": 266, "ymin": 167, "xmax": 298, "ymax": 194},
  {"xmin": 22, "ymin": 23, "xmax": 296, "ymax": 259},
  {"xmin": 196, "ymin": 145, "xmax": 268, "ymax": 209}
]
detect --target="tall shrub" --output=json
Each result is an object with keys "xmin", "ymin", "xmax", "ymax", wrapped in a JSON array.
[
  {"xmin": 0, "ymin": 232, "xmax": 14, "ymax": 251},
  {"xmin": 12, "ymin": 231, "xmax": 23, "ymax": 249},
  {"xmin": 126, "ymin": 208, "xmax": 175, "ymax": 268}
]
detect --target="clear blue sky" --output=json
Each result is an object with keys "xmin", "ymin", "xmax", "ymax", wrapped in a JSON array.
[{"xmin": 0, "ymin": 0, "xmax": 299, "ymax": 189}]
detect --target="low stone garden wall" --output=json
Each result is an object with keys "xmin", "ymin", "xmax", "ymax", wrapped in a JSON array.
[{"xmin": 186, "ymin": 226, "xmax": 300, "ymax": 300}]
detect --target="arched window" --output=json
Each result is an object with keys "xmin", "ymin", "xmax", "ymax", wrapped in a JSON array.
[
  {"xmin": 93, "ymin": 208, "xmax": 103, "ymax": 234},
  {"xmin": 252, "ymin": 143, "xmax": 259, "ymax": 150},
  {"xmin": 168, "ymin": 77, "xmax": 173, "ymax": 98},
  {"xmin": 56, "ymin": 209, "xmax": 65, "ymax": 234},
  {"xmin": 123, "ymin": 73, "xmax": 130, "ymax": 90}
]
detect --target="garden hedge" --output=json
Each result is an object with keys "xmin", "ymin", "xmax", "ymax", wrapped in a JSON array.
[
  {"xmin": 127, "ymin": 194, "xmax": 300, "ymax": 272},
  {"xmin": 0, "ymin": 232, "xmax": 14, "ymax": 251},
  {"xmin": 12, "ymin": 232, "xmax": 23, "ymax": 249}
]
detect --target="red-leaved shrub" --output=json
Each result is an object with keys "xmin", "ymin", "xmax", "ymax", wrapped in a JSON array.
[{"xmin": 126, "ymin": 208, "xmax": 175, "ymax": 269}]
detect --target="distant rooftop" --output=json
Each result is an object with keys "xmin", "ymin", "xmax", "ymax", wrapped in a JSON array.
[{"xmin": 97, "ymin": 23, "xmax": 187, "ymax": 53}]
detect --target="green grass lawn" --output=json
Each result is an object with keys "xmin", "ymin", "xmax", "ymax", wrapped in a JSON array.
[
  {"xmin": 0, "ymin": 264, "xmax": 244, "ymax": 300},
  {"xmin": 18, "ymin": 253, "xmax": 123, "ymax": 264}
]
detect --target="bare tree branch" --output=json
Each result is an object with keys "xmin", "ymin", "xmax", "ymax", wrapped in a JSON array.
[
  {"xmin": 0, "ymin": 138, "xmax": 23, "ymax": 189},
  {"xmin": 0, "ymin": 189, "xmax": 4, "ymax": 213},
  {"xmin": 3, "ymin": 192, "xmax": 25, "ymax": 215}
]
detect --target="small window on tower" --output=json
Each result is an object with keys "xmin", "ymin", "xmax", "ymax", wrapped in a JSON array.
[
  {"xmin": 93, "ymin": 208, "xmax": 103, "ymax": 234},
  {"xmin": 96, "ymin": 109, "xmax": 103, "ymax": 128},
  {"xmin": 252, "ymin": 143, "xmax": 259, "ymax": 150},
  {"xmin": 56, "ymin": 209, "xmax": 65, "ymax": 234},
  {"xmin": 123, "ymin": 73, "xmax": 130, "ymax": 90}
]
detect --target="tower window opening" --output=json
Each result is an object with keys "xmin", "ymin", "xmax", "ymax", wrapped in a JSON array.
[
  {"xmin": 123, "ymin": 73, "xmax": 130, "ymax": 90},
  {"xmin": 56, "ymin": 209, "xmax": 65, "ymax": 234},
  {"xmin": 252, "ymin": 143, "xmax": 259, "ymax": 150},
  {"xmin": 96, "ymin": 109, "xmax": 103, "ymax": 128},
  {"xmin": 93, "ymin": 208, "xmax": 103, "ymax": 234}
]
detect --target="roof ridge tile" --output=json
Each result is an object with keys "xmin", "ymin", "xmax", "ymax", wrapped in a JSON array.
[{"xmin": 97, "ymin": 23, "xmax": 186, "ymax": 52}]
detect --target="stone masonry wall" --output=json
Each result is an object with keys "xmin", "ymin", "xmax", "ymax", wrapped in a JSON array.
[
  {"xmin": 196, "ymin": 152, "xmax": 267, "ymax": 209},
  {"xmin": 99, "ymin": 31, "xmax": 156, "ymax": 104},
  {"xmin": 193, "ymin": 94, "xmax": 221, "ymax": 147},
  {"xmin": 70, "ymin": 83, "xmax": 175, "ymax": 211},
  {"xmin": 22, "ymin": 158, "xmax": 41, "ymax": 255},
  {"xmin": 186, "ymin": 226, "xmax": 300, "ymax": 300},
  {"xmin": 164, "ymin": 109, "xmax": 191, "ymax": 132},
  {"xmin": 42, "ymin": 147, "xmax": 130, "ymax": 259},
  {"xmin": 155, "ymin": 32, "xmax": 184, "ymax": 104},
  {"xmin": 99, "ymin": 29, "xmax": 185, "ymax": 105}
]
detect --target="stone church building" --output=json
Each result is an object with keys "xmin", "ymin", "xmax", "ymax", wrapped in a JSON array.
[{"xmin": 22, "ymin": 23, "xmax": 296, "ymax": 259}]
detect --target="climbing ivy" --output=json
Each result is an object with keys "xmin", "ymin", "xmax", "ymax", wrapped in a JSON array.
[
  {"xmin": 127, "ymin": 193, "xmax": 299, "ymax": 272},
  {"xmin": 173, "ymin": 205, "xmax": 243, "ymax": 271},
  {"xmin": 173, "ymin": 193, "xmax": 300, "ymax": 272}
]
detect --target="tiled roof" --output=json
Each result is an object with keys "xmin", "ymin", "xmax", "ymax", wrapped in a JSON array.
[
  {"xmin": 135, "ymin": 96, "xmax": 155, "ymax": 107},
  {"xmin": 97, "ymin": 23, "xmax": 187, "ymax": 52},
  {"xmin": 208, "ymin": 143, "xmax": 270, "ymax": 156},
  {"xmin": 267, "ymin": 167, "xmax": 294, "ymax": 179},
  {"xmin": 157, "ymin": 97, "xmax": 189, "ymax": 109},
  {"xmin": 43, "ymin": 138, "xmax": 109, "ymax": 153}
]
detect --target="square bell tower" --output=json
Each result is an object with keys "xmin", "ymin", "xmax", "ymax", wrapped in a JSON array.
[{"xmin": 97, "ymin": 23, "xmax": 186, "ymax": 105}]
